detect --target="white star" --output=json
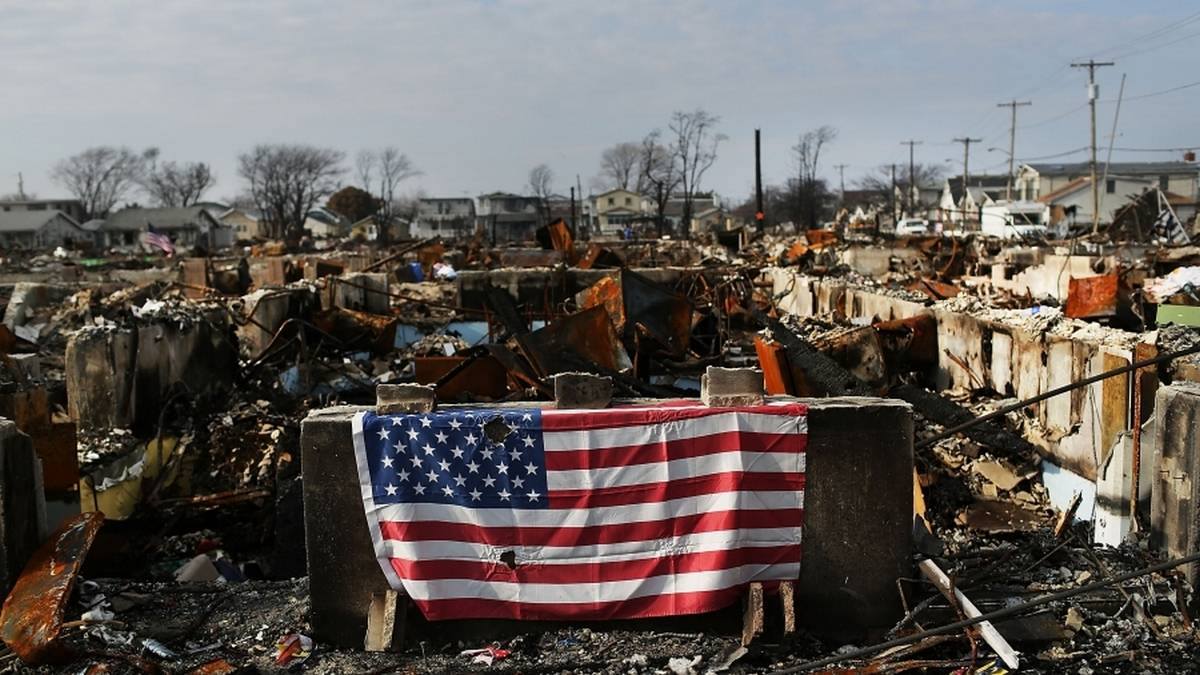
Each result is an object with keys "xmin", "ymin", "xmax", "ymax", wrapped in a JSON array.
[
  {"xmin": 381, "ymin": 456, "xmax": 394, "ymax": 468},
  {"xmin": 426, "ymin": 470, "xmax": 439, "ymax": 483},
  {"xmin": 384, "ymin": 483, "xmax": 397, "ymax": 496},
  {"xmin": 522, "ymin": 435, "xmax": 535, "ymax": 448},
  {"xmin": 435, "ymin": 431, "xmax": 448, "ymax": 444},
  {"xmin": 510, "ymin": 448, "xmax": 523, "ymax": 461},
  {"xmin": 406, "ymin": 428, "xmax": 419, "ymax": 441},
  {"xmin": 449, "ymin": 418, "xmax": 463, "ymax": 430},
  {"xmin": 408, "ymin": 455, "xmax": 423, "ymax": 468},
  {"xmin": 393, "ymin": 441, "xmax": 405, "ymax": 454},
  {"xmin": 513, "ymin": 476, "xmax": 525, "ymax": 489},
  {"xmin": 450, "ymin": 446, "xmax": 464, "ymax": 459},
  {"xmin": 483, "ymin": 475, "xmax": 497, "ymax": 488},
  {"xmin": 496, "ymin": 462, "xmax": 509, "ymax": 474},
  {"xmin": 420, "ymin": 416, "xmax": 432, "ymax": 428},
  {"xmin": 391, "ymin": 417, "xmax": 405, "ymax": 427},
  {"xmin": 437, "ymin": 458, "xmax": 451, "ymax": 472},
  {"xmin": 441, "ymin": 485, "xmax": 454, "ymax": 497},
  {"xmin": 469, "ymin": 488, "xmax": 483, "ymax": 501},
  {"xmin": 480, "ymin": 447, "xmax": 494, "ymax": 461},
  {"xmin": 466, "ymin": 460, "xmax": 480, "ymax": 474},
  {"xmin": 521, "ymin": 413, "xmax": 533, "ymax": 422},
  {"xmin": 397, "ymin": 468, "xmax": 410, "ymax": 482},
  {"xmin": 525, "ymin": 461, "xmax": 539, "ymax": 476},
  {"xmin": 376, "ymin": 428, "xmax": 391, "ymax": 441},
  {"xmin": 464, "ymin": 432, "xmax": 478, "ymax": 446},
  {"xmin": 422, "ymin": 443, "xmax": 435, "ymax": 456},
  {"xmin": 526, "ymin": 490, "xmax": 541, "ymax": 503},
  {"xmin": 453, "ymin": 473, "xmax": 466, "ymax": 487},
  {"xmin": 497, "ymin": 489, "xmax": 511, "ymax": 501},
  {"xmin": 413, "ymin": 484, "xmax": 426, "ymax": 495}
]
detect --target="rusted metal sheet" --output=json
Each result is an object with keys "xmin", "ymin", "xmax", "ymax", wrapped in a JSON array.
[
  {"xmin": 0, "ymin": 512, "xmax": 105, "ymax": 664},
  {"xmin": 35, "ymin": 422, "xmax": 79, "ymax": 495},
  {"xmin": 576, "ymin": 244, "xmax": 624, "ymax": 270},
  {"xmin": 906, "ymin": 277, "xmax": 960, "ymax": 301},
  {"xmin": 577, "ymin": 269, "xmax": 692, "ymax": 356},
  {"xmin": 515, "ymin": 305, "xmax": 632, "ymax": 377},
  {"xmin": 414, "ymin": 355, "xmax": 510, "ymax": 401},
  {"xmin": 1065, "ymin": 273, "xmax": 1118, "ymax": 318},
  {"xmin": 754, "ymin": 336, "xmax": 795, "ymax": 395},
  {"xmin": 311, "ymin": 307, "xmax": 398, "ymax": 355},
  {"xmin": 545, "ymin": 218, "xmax": 574, "ymax": 252},
  {"xmin": 873, "ymin": 314, "xmax": 938, "ymax": 371},
  {"xmin": 804, "ymin": 229, "xmax": 838, "ymax": 249}
]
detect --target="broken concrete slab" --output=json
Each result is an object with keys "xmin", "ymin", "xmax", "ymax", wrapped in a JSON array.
[
  {"xmin": 1150, "ymin": 382, "xmax": 1200, "ymax": 595},
  {"xmin": 0, "ymin": 420, "xmax": 46, "ymax": 596}
]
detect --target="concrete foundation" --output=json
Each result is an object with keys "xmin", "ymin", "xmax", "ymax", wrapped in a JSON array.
[
  {"xmin": 65, "ymin": 314, "xmax": 238, "ymax": 433},
  {"xmin": 332, "ymin": 273, "xmax": 390, "ymax": 315},
  {"xmin": 0, "ymin": 420, "xmax": 46, "ymax": 596},
  {"xmin": 301, "ymin": 397, "xmax": 913, "ymax": 648},
  {"xmin": 1150, "ymin": 383, "xmax": 1200, "ymax": 590}
]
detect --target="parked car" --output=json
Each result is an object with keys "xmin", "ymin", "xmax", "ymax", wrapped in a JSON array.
[{"xmin": 895, "ymin": 218, "xmax": 931, "ymax": 235}]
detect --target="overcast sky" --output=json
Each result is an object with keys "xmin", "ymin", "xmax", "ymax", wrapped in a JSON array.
[{"xmin": 2, "ymin": 0, "xmax": 1199, "ymax": 206}]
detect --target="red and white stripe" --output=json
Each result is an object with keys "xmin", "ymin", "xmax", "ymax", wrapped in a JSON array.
[{"xmin": 356, "ymin": 402, "xmax": 807, "ymax": 621}]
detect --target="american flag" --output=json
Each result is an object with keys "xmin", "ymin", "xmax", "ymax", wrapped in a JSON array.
[
  {"xmin": 142, "ymin": 224, "xmax": 175, "ymax": 255},
  {"xmin": 351, "ymin": 401, "xmax": 807, "ymax": 621}
]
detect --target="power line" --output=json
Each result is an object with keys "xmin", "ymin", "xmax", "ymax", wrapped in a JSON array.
[
  {"xmin": 1019, "ymin": 103, "xmax": 1089, "ymax": 130},
  {"xmin": 1079, "ymin": 10, "xmax": 1200, "ymax": 59},
  {"xmin": 1112, "ymin": 145, "xmax": 1200, "ymax": 153},
  {"xmin": 1019, "ymin": 146, "xmax": 1089, "ymax": 161},
  {"xmin": 1116, "ymin": 78, "xmax": 1200, "ymax": 102},
  {"xmin": 1106, "ymin": 27, "xmax": 1200, "ymax": 61}
]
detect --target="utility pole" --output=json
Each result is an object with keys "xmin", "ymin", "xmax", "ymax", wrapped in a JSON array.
[
  {"xmin": 16, "ymin": 173, "xmax": 25, "ymax": 200},
  {"xmin": 1071, "ymin": 59, "xmax": 1114, "ymax": 234},
  {"xmin": 899, "ymin": 140, "xmax": 922, "ymax": 214},
  {"xmin": 996, "ymin": 100, "xmax": 1031, "ymax": 201},
  {"xmin": 754, "ymin": 129, "xmax": 764, "ymax": 233},
  {"xmin": 952, "ymin": 137, "xmax": 982, "ymax": 228},
  {"xmin": 833, "ymin": 164, "xmax": 848, "ymax": 198},
  {"xmin": 570, "ymin": 186, "xmax": 577, "ymax": 238},
  {"xmin": 575, "ymin": 173, "xmax": 586, "ymax": 239},
  {"xmin": 889, "ymin": 163, "xmax": 897, "ymax": 224}
]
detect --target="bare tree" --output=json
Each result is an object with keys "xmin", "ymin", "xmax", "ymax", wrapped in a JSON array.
[
  {"xmin": 668, "ymin": 109, "xmax": 725, "ymax": 238},
  {"xmin": 857, "ymin": 162, "xmax": 944, "ymax": 220},
  {"xmin": 598, "ymin": 142, "xmax": 645, "ymax": 192},
  {"xmin": 51, "ymin": 146, "xmax": 157, "ymax": 219},
  {"xmin": 142, "ymin": 160, "xmax": 215, "ymax": 207},
  {"xmin": 640, "ymin": 131, "xmax": 681, "ymax": 237},
  {"xmin": 357, "ymin": 148, "xmax": 420, "ymax": 241},
  {"xmin": 528, "ymin": 164, "xmax": 554, "ymax": 223},
  {"xmin": 792, "ymin": 126, "xmax": 837, "ymax": 230},
  {"xmin": 237, "ymin": 144, "xmax": 344, "ymax": 241}
]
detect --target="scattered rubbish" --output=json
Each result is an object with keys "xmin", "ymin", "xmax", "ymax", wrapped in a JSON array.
[
  {"xmin": 460, "ymin": 642, "xmax": 511, "ymax": 666},
  {"xmin": 274, "ymin": 633, "xmax": 313, "ymax": 666}
]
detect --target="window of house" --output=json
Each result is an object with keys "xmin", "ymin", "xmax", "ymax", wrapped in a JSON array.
[
  {"xmin": 607, "ymin": 197, "xmax": 614, "ymax": 206},
  {"xmin": 1106, "ymin": 179, "xmax": 1115, "ymax": 194},
  {"xmin": 625, "ymin": 197, "xmax": 631, "ymax": 205},
  {"xmin": 1160, "ymin": 175, "xmax": 1170, "ymax": 190}
]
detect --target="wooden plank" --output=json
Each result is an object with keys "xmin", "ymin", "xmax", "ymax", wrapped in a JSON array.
[
  {"xmin": 779, "ymin": 580, "xmax": 796, "ymax": 636},
  {"xmin": 918, "ymin": 559, "xmax": 1019, "ymax": 669},
  {"xmin": 742, "ymin": 582, "xmax": 764, "ymax": 646}
]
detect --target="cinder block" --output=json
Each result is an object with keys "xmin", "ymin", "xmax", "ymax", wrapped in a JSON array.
[
  {"xmin": 376, "ymin": 384, "xmax": 435, "ymax": 415},
  {"xmin": 553, "ymin": 373, "xmax": 612, "ymax": 409},
  {"xmin": 700, "ymin": 366, "xmax": 765, "ymax": 407}
]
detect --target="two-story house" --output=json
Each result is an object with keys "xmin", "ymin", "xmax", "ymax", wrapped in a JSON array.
[
  {"xmin": 591, "ymin": 188, "xmax": 652, "ymax": 236},
  {"xmin": 412, "ymin": 198, "xmax": 477, "ymax": 239},
  {"xmin": 475, "ymin": 192, "xmax": 541, "ymax": 243},
  {"xmin": 1015, "ymin": 161, "xmax": 1199, "ymax": 203},
  {"xmin": 0, "ymin": 198, "xmax": 88, "ymax": 222}
]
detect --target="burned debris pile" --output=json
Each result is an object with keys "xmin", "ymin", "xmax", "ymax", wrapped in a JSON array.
[{"xmin": 0, "ymin": 225, "xmax": 1197, "ymax": 673}]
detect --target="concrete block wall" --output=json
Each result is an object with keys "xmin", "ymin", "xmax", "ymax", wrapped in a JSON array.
[
  {"xmin": 301, "ymin": 397, "xmax": 913, "ymax": 648},
  {"xmin": 767, "ymin": 268, "xmax": 1143, "ymax": 482}
]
